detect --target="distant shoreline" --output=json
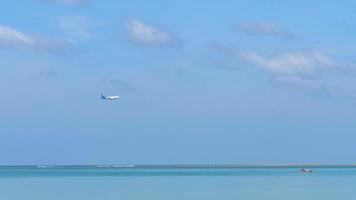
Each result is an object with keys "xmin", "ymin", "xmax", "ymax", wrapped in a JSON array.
[{"xmin": 1, "ymin": 164, "xmax": 356, "ymax": 169}]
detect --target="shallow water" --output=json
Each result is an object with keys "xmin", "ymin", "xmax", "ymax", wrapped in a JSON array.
[{"xmin": 0, "ymin": 167, "xmax": 355, "ymax": 200}]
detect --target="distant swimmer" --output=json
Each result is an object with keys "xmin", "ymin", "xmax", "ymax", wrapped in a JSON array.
[
  {"xmin": 300, "ymin": 167, "xmax": 313, "ymax": 173},
  {"xmin": 101, "ymin": 94, "xmax": 120, "ymax": 101}
]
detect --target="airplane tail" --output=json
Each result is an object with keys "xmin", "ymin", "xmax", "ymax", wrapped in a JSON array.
[{"xmin": 101, "ymin": 94, "xmax": 106, "ymax": 99}]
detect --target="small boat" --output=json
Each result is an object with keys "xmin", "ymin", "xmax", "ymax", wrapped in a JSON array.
[{"xmin": 300, "ymin": 168, "xmax": 313, "ymax": 173}]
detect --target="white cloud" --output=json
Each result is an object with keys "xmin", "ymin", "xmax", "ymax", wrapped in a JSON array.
[
  {"xmin": 0, "ymin": 25, "xmax": 36, "ymax": 48},
  {"xmin": 0, "ymin": 24, "xmax": 67, "ymax": 52},
  {"xmin": 237, "ymin": 22, "xmax": 291, "ymax": 37},
  {"xmin": 211, "ymin": 43, "xmax": 353, "ymax": 98},
  {"xmin": 124, "ymin": 18, "xmax": 173, "ymax": 47},
  {"xmin": 238, "ymin": 49, "xmax": 336, "ymax": 76},
  {"xmin": 58, "ymin": 16, "xmax": 92, "ymax": 42},
  {"xmin": 40, "ymin": 0, "xmax": 89, "ymax": 6},
  {"xmin": 236, "ymin": 49, "xmax": 344, "ymax": 91}
]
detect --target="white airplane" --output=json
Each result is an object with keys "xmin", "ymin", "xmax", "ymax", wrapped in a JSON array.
[{"xmin": 101, "ymin": 94, "xmax": 120, "ymax": 100}]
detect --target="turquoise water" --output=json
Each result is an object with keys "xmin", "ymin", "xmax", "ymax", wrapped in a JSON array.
[{"xmin": 0, "ymin": 167, "xmax": 355, "ymax": 200}]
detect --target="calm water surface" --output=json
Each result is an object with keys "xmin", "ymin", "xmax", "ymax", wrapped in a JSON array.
[{"xmin": 0, "ymin": 167, "xmax": 355, "ymax": 200}]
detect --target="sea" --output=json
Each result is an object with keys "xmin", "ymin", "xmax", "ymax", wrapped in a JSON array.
[{"xmin": 0, "ymin": 166, "xmax": 355, "ymax": 200}]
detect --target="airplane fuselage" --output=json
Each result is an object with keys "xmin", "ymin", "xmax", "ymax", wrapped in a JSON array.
[
  {"xmin": 106, "ymin": 96, "xmax": 120, "ymax": 100},
  {"xmin": 101, "ymin": 95, "xmax": 120, "ymax": 100}
]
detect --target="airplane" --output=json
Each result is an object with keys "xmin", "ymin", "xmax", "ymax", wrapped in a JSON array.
[{"xmin": 101, "ymin": 94, "xmax": 120, "ymax": 100}]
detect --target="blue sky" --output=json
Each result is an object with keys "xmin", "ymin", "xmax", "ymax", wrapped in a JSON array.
[{"xmin": 1, "ymin": 0, "xmax": 356, "ymax": 165}]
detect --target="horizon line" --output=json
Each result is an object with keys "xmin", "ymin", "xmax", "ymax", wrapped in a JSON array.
[{"xmin": 1, "ymin": 164, "xmax": 356, "ymax": 168}]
